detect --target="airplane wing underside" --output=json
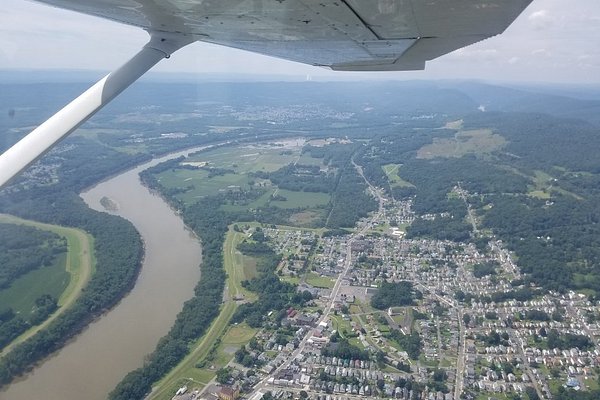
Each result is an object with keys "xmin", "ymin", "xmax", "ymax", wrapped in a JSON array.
[{"xmin": 35, "ymin": 0, "xmax": 532, "ymax": 71}]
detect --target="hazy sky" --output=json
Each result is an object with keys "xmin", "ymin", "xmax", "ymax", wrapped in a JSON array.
[{"xmin": 1, "ymin": 0, "xmax": 599, "ymax": 83}]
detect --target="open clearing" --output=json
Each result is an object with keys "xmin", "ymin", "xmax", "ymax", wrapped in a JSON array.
[
  {"xmin": 382, "ymin": 164, "xmax": 414, "ymax": 188},
  {"xmin": 527, "ymin": 169, "xmax": 582, "ymax": 200},
  {"xmin": 186, "ymin": 144, "xmax": 304, "ymax": 174},
  {"xmin": 270, "ymin": 189, "xmax": 330, "ymax": 209},
  {"xmin": 417, "ymin": 128, "xmax": 506, "ymax": 159},
  {"xmin": 0, "ymin": 214, "xmax": 94, "ymax": 355},
  {"xmin": 305, "ymin": 271, "xmax": 335, "ymax": 289},
  {"xmin": 0, "ymin": 253, "xmax": 68, "ymax": 316}
]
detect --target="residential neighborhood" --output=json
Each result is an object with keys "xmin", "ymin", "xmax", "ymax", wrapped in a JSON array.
[{"xmin": 179, "ymin": 187, "xmax": 600, "ymax": 400}]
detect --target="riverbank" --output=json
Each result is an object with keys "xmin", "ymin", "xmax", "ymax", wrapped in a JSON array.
[{"xmin": 2, "ymin": 151, "xmax": 203, "ymax": 400}]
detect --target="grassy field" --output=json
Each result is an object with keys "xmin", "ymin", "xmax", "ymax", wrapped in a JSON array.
[
  {"xmin": 270, "ymin": 189, "xmax": 330, "ymax": 209},
  {"xmin": 149, "ymin": 226, "xmax": 259, "ymax": 399},
  {"xmin": 382, "ymin": 164, "xmax": 415, "ymax": 188},
  {"xmin": 0, "ymin": 214, "xmax": 94, "ymax": 354},
  {"xmin": 305, "ymin": 271, "xmax": 335, "ymax": 289},
  {"xmin": 0, "ymin": 253, "xmax": 68, "ymax": 316},
  {"xmin": 417, "ymin": 128, "xmax": 506, "ymax": 159},
  {"xmin": 186, "ymin": 144, "xmax": 303, "ymax": 174},
  {"xmin": 296, "ymin": 153, "xmax": 326, "ymax": 167},
  {"xmin": 527, "ymin": 169, "xmax": 582, "ymax": 200}
]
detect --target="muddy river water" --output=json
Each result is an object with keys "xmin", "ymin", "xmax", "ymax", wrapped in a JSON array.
[{"xmin": 2, "ymin": 147, "xmax": 211, "ymax": 400}]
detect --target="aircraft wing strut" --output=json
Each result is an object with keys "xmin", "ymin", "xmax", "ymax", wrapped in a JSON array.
[{"xmin": 0, "ymin": 32, "xmax": 192, "ymax": 189}]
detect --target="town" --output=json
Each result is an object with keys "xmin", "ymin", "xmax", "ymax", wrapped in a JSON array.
[{"xmin": 177, "ymin": 184, "xmax": 600, "ymax": 400}]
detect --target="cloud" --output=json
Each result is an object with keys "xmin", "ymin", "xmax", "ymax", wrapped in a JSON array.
[
  {"xmin": 528, "ymin": 9, "xmax": 556, "ymax": 30},
  {"xmin": 2, "ymin": 0, "xmax": 600, "ymax": 84},
  {"xmin": 532, "ymin": 49, "xmax": 551, "ymax": 57}
]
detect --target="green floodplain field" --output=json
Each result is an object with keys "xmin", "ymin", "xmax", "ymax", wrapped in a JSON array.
[
  {"xmin": 0, "ymin": 214, "xmax": 94, "ymax": 354},
  {"xmin": 155, "ymin": 142, "xmax": 332, "ymax": 214}
]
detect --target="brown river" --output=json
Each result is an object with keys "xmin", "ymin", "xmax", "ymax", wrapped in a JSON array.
[{"xmin": 2, "ymin": 147, "xmax": 211, "ymax": 400}]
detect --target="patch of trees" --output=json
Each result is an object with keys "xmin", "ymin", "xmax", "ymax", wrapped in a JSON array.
[
  {"xmin": 472, "ymin": 262, "xmax": 498, "ymax": 278},
  {"xmin": 234, "ymin": 345, "xmax": 262, "ymax": 368},
  {"xmin": 232, "ymin": 242, "xmax": 311, "ymax": 328},
  {"xmin": 478, "ymin": 330, "xmax": 509, "ymax": 347},
  {"xmin": 481, "ymin": 194, "xmax": 600, "ymax": 293},
  {"xmin": 254, "ymin": 164, "xmax": 335, "ymax": 193},
  {"xmin": 406, "ymin": 212, "xmax": 472, "ymax": 242},
  {"xmin": 0, "ymin": 223, "xmax": 65, "ymax": 289},
  {"xmin": 386, "ymin": 329, "xmax": 422, "ymax": 360},
  {"xmin": 204, "ymin": 167, "xmax": 235, "ymax": 178},
  {"xmin": 302, "ymin": 143, "xmax": 359, "ymax": 168},
  {"xmin": 554, "ymin": 386, "xmax": 600, "ymax": 400},
  {"xmin": 525, "ymin": 310, "xmax": 550, "ymax": 321},
  {"xmin": 326, "ymin": 165, "xmax": 377, "ymax": 229},
  {"xmin": 237, "ymin": 241, "xmax": 271, "ymax": 255},
  {"xmin": 546, "ymin": 329, "xmax": 593, "ymax": 350},
  {"xmin": 490, "ymin": 287, "xmax": 541, "ymax": 303},
  {"xmin": 321, "ymin": 337, "xmax": 369, "ymax": 361},
  {"xmin": 371, "ymin": 281, "xmax": 416, "ymax": 309},
  {"xmin": 321, "ymin": 228, "xmax": 352, "ymax": 237},
  {"xmin": 428, "ymin": 369, "xmax": 449, "ymax": 393}
]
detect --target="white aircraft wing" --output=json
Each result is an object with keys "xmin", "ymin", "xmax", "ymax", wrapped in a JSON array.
[
  {"xmin": 36, "ymin": 0, "xmax": 532, "ymax": 71},
  {"xmin": 0, "ymin": 0, "xmax": 532, "ymax": 188}
]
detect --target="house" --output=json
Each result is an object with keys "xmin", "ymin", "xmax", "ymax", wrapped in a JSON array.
[{"xmin": 217, "ymin": 385, "xmax": 239, "ymax": 400}]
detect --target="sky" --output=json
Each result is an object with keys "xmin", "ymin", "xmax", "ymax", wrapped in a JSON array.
[{"xmin": 0, "ymin": 0, "xmax": 599, "ymax": 84}]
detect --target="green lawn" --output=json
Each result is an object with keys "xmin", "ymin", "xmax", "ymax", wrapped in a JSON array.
[
  {"xmin": 0, "ymin": 253, "xmax": 68, "ymax": 316},
  {"xmin": 296, "ymin": 153, "xmax": 326, "ymax": 167},
  {"xmin": 306, "ymin": 272, "xmax": 335, "ymax": 289}
]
